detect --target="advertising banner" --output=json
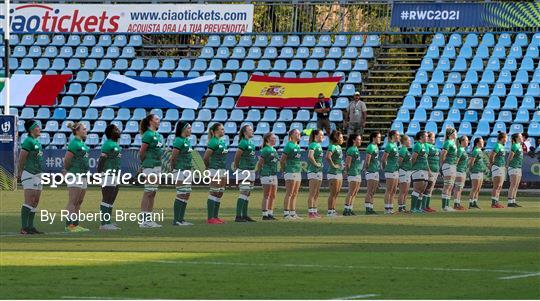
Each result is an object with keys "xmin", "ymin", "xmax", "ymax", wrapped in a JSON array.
[
  {"xmin": 391, "ymin": 2, "xmax": 540, "ymax": 28},
  {"xmin": 0, "ymin": 115, "xmax": 17, "ymax": 190},
  {"xmin": 0, "ymin": 4, "xmax": 253, "ymax": 34}
]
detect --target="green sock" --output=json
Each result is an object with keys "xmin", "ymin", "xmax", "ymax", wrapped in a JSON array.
[
  {"xmin": 21, "ymin": 205, "xmax": 31, "ymax": 229},
  {"xmin": 411, "ymin": 195, "xmax": 418, "ymax": 210},
  {"xmin": 213, "ymin": 201, "xmax": 221, "ymax": 218},
  {"xmin": 426, "ymin": 196, "xmax": 431, "ymax": 208},
  {"xmin": 420, "ymin": 196, "xmax": 426, "ymax": 209},
  {"xmin": 242, "ymin": 199, "xmax": 249, "ymax": 217},
  {"xmin": 178, "ymin": 199, "xmax": 187, "ymax": 221},
  {"xmin": 442, "ymin": 198, "xmax": 447, "ymax": 209},
  {"xmin": 491, "ymin": 198, "xmax": 497, "ymax": 205},
  {"xmin": 28, "ymin": 210, "xmax": 35, "ymax": 228},
  {"xmin": 100, "ymin": 203, "xmax": 110, "ymax": 225},
  {"xmin": 207, "ymin": 199, "xmax": 215, "ymax": 220},
  {"xmin": 236, "ymin": 198, "xmax": 245, "ymax": 217},
  {"xmin": 174, "ymin": 199, "xmax": 182, "ymax": 222}
]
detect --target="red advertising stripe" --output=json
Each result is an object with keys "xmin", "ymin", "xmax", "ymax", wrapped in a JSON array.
[
  {"xmin": 25, "ymin": 74, "xmax": 72, "ymax": 106},
  {"xmin": 248, "ymin": 74, "xmax": 342, "ymax": 84},
  {"xmin": 236, "ymin": 96, "xmax": 320, "ymax": 108}
]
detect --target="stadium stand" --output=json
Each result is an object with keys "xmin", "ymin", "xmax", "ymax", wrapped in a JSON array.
[
  {"xmin": 5, "ymin": 33, "xmax": 381, "ymax": 150},
  {"xmin": 394, "ymin": 32, "xmax": 539, "ymax": 150}
]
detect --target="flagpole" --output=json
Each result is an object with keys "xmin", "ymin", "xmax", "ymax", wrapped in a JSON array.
[{"xmin": 3, "ymin": 0, "xmax": 10, "ymax": 115}]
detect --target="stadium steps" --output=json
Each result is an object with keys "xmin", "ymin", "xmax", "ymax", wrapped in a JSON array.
[{"xmin": 359, "ymin": 43, "xmax": 426, "ymax": 142}]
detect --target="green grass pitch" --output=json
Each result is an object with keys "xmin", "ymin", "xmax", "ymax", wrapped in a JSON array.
[{"xmin": 1, "ymin": 186, "xmax": 539, "ymax": 299}]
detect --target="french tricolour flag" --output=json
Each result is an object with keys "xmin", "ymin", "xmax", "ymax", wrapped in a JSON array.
[{"xmin": 0, "ymin": 74, "xmax": 72, "ymax": 106}]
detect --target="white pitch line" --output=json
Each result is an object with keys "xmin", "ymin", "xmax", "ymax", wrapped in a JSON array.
[
  {"xmin": 498, "ymin": 272, "xmax": 540, "ymax": 280},
  {"xmin": 22, "ymin": 255, "xmax": 539, "ymax": 276},
  {"xmin": 333, "ymin": 293, "xmax": 380, "ymax": 300}
]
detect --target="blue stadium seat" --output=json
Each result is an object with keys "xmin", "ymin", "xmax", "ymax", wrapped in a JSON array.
[
  {"xmin": 497, "ymin": 33, "xmax": 511, "ymax": 47},
  {"xmin": 224, "ymin": 122, "xmax": 238, "ymax": 135},
  {"xmin": 526, "ymin": 83, "xmax": 540, "ymax": 96},
  {"xmin": 463, "ymin": 110, "xmax": 478, "ymax": 123},
  {"xmin": 473, "ymin": 121, "xmax": 490, "ymax": 137},
  {"xmin": 131, "ymin": 108, "xmax": 147, "ymax": 121},
  {"xmin": 263, "ymin": 47, "xmax": 278, "ymax": 59},
  {"xmin": 529, "ymin": 122, "xmax": 540, "ymax": 137},
  {"xmin": 120, "ymin": 47, "xmax": 135, "ymax": 59},
  {"xmin": 412, "ymin": 108, "xmax": 427, "ymax": 122},
  {"xmin": 451, "ymin": 57, "xmax": 467, "ymax": 72},
  {"xmin": 479, "ymin": 109, "xmax": 495, "ymax": 123},
  {"xmin": 50, "ymin": 35, "xmax": 65, "ymax": 46},
  {"xmin": 430, "ymin": 70, "xmax": 445, "ymax": 84},
  {"xmin": 491, "ymin": 122, "xmax": 507, "ymax": 136},
  {"xmin": 340, "ymin": 84, "xmax": 355, "ymax": 97},
  {"xmin": 122, "ymin": 121, "xmax": 138, "ymax": 134},
  {"xmin": 226, "ymin": 84, "xmax": 242, "ymax": 97},
  {"xmin": 104, "ymin": 46, "xmax": 120, "ymax": 59},
  {"xmin": 406, "ymin": 121, "xmax": 421, "ymax": 136},
  {"xmin": 429, "ymin": 111, "xmax": 444, "ymax": 122},
  {"xmin": 254, "ymin": 35, "xmax": 268, "ymax": 47},
  {"xmin": 402, "ymin": 96, "xmax": 416, "ymax": 110},
  {"xmin": 206, "ymin": 35, "xmax": 221, "ymax": 47},
  {"xmin": 391, "ymin": 121, "xmax": 404, "ymax": 134},
  {"xmin": 359, "ymin": 47, "xmax": 374, "ymax": 59},
  {"xmin": 514, "ymin": 108, "xmax": 529, "ymax": 123},
  {"xmin": 498, "ymin": 110, "xmax": 512, "ymax": 123},
  {"xmin": 222, "ymin": 35, "xmax": 237, "ymax": 47},
  {"xmin": 114, "ymin": 108, "xmax": 130, "ymax": 121},
  {"xmin": 208, "ymin": 59, "xmax": 223, "ymax": 72},
  {"xmin": 346, "ymin": 72, "xmax": 362, "ymax": 84},
  {"xmin": 262, "ymin": 110, "xmax": 277, "ymax": 122},
  {"xmin": 228, "ymin": 109, "xmax": 243, "ymax": 122},
  {"xmin": 521, "ymin": 96, "xmax": 536, "ymax": 110},
  {"xmin": 282, "ymin": 35, "xmax": 299, "ymax": 47},
  {"xmin": 342, "ymin": 47, "xmax": 358, "ymax": 59},
  {"xmin": 457, "ymin": 83, "xmax": 472, "ymax": 97},
  {"xmin": 435, "ymin": 58, "xmax": 450, "ymax": 71},
  {"xmin": 441, "ymin": 84, "xmax": 455, "ymax": 97},
  {"xmin": 425, "ymin": 45, "xmax": 439, "ymax": 59},
  {"xmin": 196, "ymin": 109, "xmax": 212, "ymax": 122},
  {"xmin": 419, "ymin": 58, "xmax": 434, "ymax": 72},
  {"xmin": 269, "ymin": 35, "xmax": 284, "ymax": 47},
  {"xmin": 418, "ymin": 96, "xmax": 432, "ymax": 109},
  {"xmin": 441, "ymin": 45, "xmax": 456, "ymax": 59},
  {"xmin": 192, "ymin": 59, "xmax": 207, "ymax": 71},
  {"xmin": 99, "ymin": 108, "xmax": 115, "ymax": 121},
  {"xmin": 515, "ymin": 70, "xmax": 530, "ymax": 84},
  {"xmin": 463, "ymin": 70, "xmax": 478, "ymax": 84},
  {"xmin": 353, "ymin": 59, "xmax": 368, "ymax": 71},
  {"xmin": 321, "ymin": 59, "xmax": 335, "ymax": 71},
  {"xmin": 407, "ymin": 83, "xmax": 422, "ymax": 97},
  {"xmin": 349, "ymin": 35, "xmax": 364, "ymax": 47},
  {"xmin": 492, "ymin": 83, "xmax": 507, "ymax": 97},
  {"xmin": 474, "ymin": 83, "xmax": 490, "ymax": 97},
  {"xmin": 525, "ymin": 45, "xmax": 539, "ymax": 58},
  {"xmin": 255, "ymin": 122, "xmax": 270, "ymax": 135},
  {"xmin": 233, "ymin": 72, "xmax": 249, "ymax": 84},
  {"xmin": 245, "ymin": 109, "xmax": 261, "ymax": 122},
  {"xmin": 272, "ymin": 122, "xmax": 287, "ymax": 135},
  {"xmin": 256, "ymin": 59, "xmax": 272, "ymax": 71},
  {"xmin": 439, "ymin": 121, "xmax": 455, "ymax": 136},
  {"xmin": 279, "ymin": 47, "xmax": 294, "ymax": 59},
  {"xmin": 431, "ymin": 33, "xmax": 445, "ymax": 47},
  {"xmin": 365, "ymin": 35, "xmax": 380, "ymax": 47},
  {"xmin": 486, "ymin": 58, "xmax": 500, "ymax": 71},
  {"xmin": 447, "ymin": 72, "xmax": 461, "ymax": 84},
  {"xmin": 82, "ymin": 108, "xmax": 98, "ymax": 120},
  {"xmin": 331, "ymin": 35, "xmax": 347, "ymax": 47},
  {"xmin": 237, "ymin": 36, "xmax": 252, "ymax": 47},
  {"xmin": 502, "ymin": 96, "xmax": 518, "ymax": 110},
  {"xmin": 458, "ymin": 122, "xmax": 472, "ymax": 136},
  {"xmin": 446, "ymin": 108, "xmax": 461, "ymax": 122},
  {"xmin": 327, "ymin": 47, "xmax": 342, "ymax": 59},
  {"xmin": 457, "ymin": 45, "xmax": 473, "ymax": 59},
  {"xmin": 425, "ymin": 121, "xmax": 438, "ymax": 134}
]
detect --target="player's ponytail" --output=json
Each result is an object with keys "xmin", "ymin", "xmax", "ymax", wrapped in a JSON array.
[
  {"xmin": 67, "ymin": 122, "xmax": 82, "ymax": 135},
  {"xmin": 309, "ymin": 129, "xmax": 322, "ymax": 143},
  {"xmin": 329, "ymin": 130, "xmax": 342, "ymax": 144},
  {"xmin": 24, "ymin": 119, "xmax": 39, "ymax": 133},
  {"xmin": 445, "ymin": 127, "xmax": 456, "ymax": 139},
  {"xmin": 175, "ymin": 121, "xmax": 190, "ymax": 137},
  {"xmin": 208, "ymin": 122, "xmax": 223, "ymax": 140},
  {"xmin": 263, "ymin": 132, "xmax": 274, "ymax": 147},
  {"xmin": 139, "ymin": 114, "xmax": 155, "ymax": 134},
  {"xmin": 511, "ymin": 133, "xmax": 520, "ymax": 143},
  {"xmin": 238, "ymin": 124, "xmax": 251, "ymax": 140},
  {"xmin": 347, "ymin": 133, "xmax": 359, "ymax": 148}
]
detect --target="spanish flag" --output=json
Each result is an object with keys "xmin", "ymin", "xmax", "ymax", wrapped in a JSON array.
[{"xmin": 236, "ymin": 75, "xmax": 342, "ymax": 108}]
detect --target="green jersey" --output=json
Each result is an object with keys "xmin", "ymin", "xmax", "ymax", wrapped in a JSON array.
[
  {"xmin": 67, "ymin": 137, "xmax": 89, "ymax": 174},
  {"xmin": 307, "ymin": 142, "xmax": 323, "ymax": 173},
  {"xmin": 442, "ymin": 139, "xmax": 458, "ymax": 165},
  {"xmin": 492, "ymin": 143, "xmax": 506, "ymax": 167},
  {"xmin": 470, "ymin": 147, "xmax": 486, "ymax": 173},
  {"xmin": 384, "ymin": 142, "xmax": 399, "ymax": 172},
  {"xmin": 238, "ymin": 138, "xmax": 257, "ymax": 170},
  {"xmin": 399, "ymin": 146, "xmax": 412, "ymax": 171},
  {"xmin": 412, "ymin": 142, "xmax": 429, "ymax": 171},
  {"xmin": 172, "ymin": 136, "xmax": 193, "ymax": 171},
  {"xmin": 207, "ymin": 136, "xmax": 229, "ymax": 170},
  {"xmin": 327, "ymin": 144, "xmax": 343, "ymax": 175},
  {"xmin": 283, "ymin": 141, "xmax": 302, "ymax": 173},
  {"xmin": 427, "ymin": 143, "xmax": 440, "ymax": 172},
  {"xmin": 259, "ymin": 145, "xmax": 278, "ymax": 177},
  {"xmin": 456, "ymin": 146, "xmax": 469, "ymax": 173},
  {"xmin": 365, "ymin": 143, "xmax": 380, "ymax": 173},
  {"xmin": 509, "ymin": 143, "xmax": 523, "ymax": 169},
  {"xmin": 21, "ymin": 136, "xmax": 43, "ymax": 174},
  {"xmin": 141, "ymin": 130, "xmax": 164, "ymax": 168},
  {"xmin": 101, "ymin": 139, "xmax": 121, "ymax": 172},
  {"xmin": 346, "ymin": 146, "xmax": 362, "ymax": 177}
]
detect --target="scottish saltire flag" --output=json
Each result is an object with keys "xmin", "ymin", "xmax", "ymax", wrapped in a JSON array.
[{"xmin": 91, "ymin": 74, "xmax": 215, "ymax": 109}]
